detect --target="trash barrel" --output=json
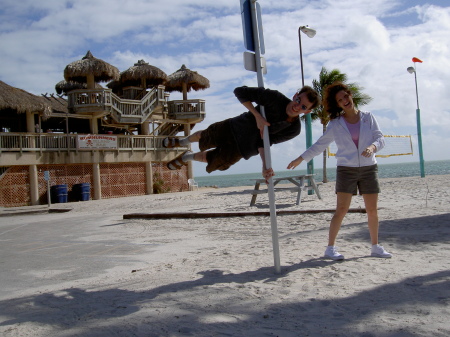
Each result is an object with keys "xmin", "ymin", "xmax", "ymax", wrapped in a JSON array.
[
  {"xmin": 51, "ymin": 184, "xmax": 68, "ymax": 203},
  {"xmin": 73, "ymin": 183, "xmax": 90, "ymax": 201}
]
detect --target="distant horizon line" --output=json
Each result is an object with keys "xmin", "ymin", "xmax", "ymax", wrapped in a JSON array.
[{"xmin": 195, "ymin": 159, "xmax": 450, "ymax": 178}]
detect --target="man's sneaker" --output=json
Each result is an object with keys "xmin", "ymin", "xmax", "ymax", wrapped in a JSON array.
[
  {"xmin": 371, "ymin": 244, "xmax": 392, "ymax": 258},
  {"xmin": 324, "ymin": 246, "xmax": 344, "ymax": 260}
]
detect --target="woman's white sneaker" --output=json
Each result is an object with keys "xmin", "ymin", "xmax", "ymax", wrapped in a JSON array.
[
  {"xmin": 371, "ymin": 244, "xmax": 392, "ymax": 258},
  {"xmin": 324, "ymin": 246, "xmax": 344, "ymax": 260}
]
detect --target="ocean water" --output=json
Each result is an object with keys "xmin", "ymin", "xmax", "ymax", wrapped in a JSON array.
[{"xmin": 194, "ymin": 160, "xmax": 450, "ymax": 188}]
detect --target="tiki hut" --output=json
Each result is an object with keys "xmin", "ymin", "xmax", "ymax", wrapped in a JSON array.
[
  {"xmin": 165, "ymin": 64, "xmax": 210, "ymax": 100},
  {"xmin": 37, "ymin": 94, "xmax": 85, "ymax": 133},
  {"xmin": 0, "ymin": 80, "xmax": 52, "ymax": 132},
  {"xmin": 55, "ymin": 80, "xmax": 102, "ymax": 96},
  {"xmin": 39, "ymin": 94, "xmax": 68, "ymax": 114},
  {"xmin": 120, "ymin": 59, "xmax": 168, "ymax": 89},
  {"xmin": 0, "ymin": 80, "xmax": 51, "ymax": 116},
  {"xmin": 64, "ymin": 50, "xmax": 119, "ymax": 89},
  {"xmin": 106, "ymin": 80, "xmax": 123, "ymax": 97}
]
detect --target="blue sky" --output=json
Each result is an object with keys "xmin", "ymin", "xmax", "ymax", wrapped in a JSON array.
[{"xmin": 1, "ymin": 0, "xmax": 449, "ymax": 176}]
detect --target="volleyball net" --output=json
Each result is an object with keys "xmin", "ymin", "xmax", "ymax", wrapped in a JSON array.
[{"xmin": 327, "ymin": 135, "xmax": 413, "ymax": 158}]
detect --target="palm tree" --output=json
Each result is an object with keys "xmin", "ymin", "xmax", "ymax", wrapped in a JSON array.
[{"xmin": 306, "ymin": 67, "xmax": 372, "ymax": 183}]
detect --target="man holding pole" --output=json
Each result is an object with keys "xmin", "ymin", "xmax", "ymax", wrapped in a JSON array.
[
  {"xmin": 165, "ymin": 85, "xmax": 320, "ymax": 178},
  {"xmin": 167, "ymin": 0, "xmax": 320, "ymax": 275}
]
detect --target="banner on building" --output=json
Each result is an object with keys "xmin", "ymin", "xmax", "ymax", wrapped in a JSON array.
[{"xmin": 77, "ymin": 134, "xmax": 118, "ymax": 150}]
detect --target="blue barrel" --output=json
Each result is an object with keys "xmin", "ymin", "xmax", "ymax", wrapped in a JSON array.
[
  {"xmin": 73, "ymin": 183, "xmax": 90, "ymax": 201},
  {"xmin": 51, "ymin": 184, "xmax": 68, "ymax": 203}
]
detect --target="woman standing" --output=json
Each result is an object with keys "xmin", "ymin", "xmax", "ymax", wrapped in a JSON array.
[{"xmin": 287, "ymin": 82, "xmax": 392, "ymax": 260}]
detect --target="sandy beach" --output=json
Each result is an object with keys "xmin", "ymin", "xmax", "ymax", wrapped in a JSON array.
[{"xmin": 0, "ymin": 174, "xmax": 449, "ymax": 336}]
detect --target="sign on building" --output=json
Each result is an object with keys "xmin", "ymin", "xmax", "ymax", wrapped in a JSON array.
[{"xmin": 77, "ymin": 135, "xmax": 118, "ymax": 150}]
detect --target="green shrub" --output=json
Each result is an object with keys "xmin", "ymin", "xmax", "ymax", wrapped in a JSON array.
[{"xmin": 153, "ymin": 172, "xmax": 170, "ymax": 194}]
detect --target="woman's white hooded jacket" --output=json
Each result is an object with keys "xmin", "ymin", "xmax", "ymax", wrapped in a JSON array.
[{"xmin": 300, "ymin": 111, "xmax": 385, "ymax": 167}]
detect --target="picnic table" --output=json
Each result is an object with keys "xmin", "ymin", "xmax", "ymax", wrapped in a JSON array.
[{"xmin": 249, "ymin": 174, "xmax": 322, "ymax": 206}]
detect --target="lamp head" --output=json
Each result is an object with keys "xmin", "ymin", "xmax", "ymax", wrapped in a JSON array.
[
  {"xmin": 407, "ymin": 66, "xmax": 415, "ymax": 74},
  {"xmin": 300, "ymin": 26, "xmax": 316, "ymax": 38}
]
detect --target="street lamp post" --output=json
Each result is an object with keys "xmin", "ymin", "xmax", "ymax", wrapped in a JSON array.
[
  {"xmin": 407, "ymin": 59, "xmax": 425, "ymax": 178},
  {"xmin": 298, "ymin": 25, "xmax": 316, "ymax": 192}
]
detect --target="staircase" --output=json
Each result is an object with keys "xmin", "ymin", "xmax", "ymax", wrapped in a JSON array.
[
  {"xmin": 109, "ymin": 86, "xmax": 165, "ymax": 124},
  {"xmin": 67, "ymin": 85, "xmax": 205, "ymax": 137}
]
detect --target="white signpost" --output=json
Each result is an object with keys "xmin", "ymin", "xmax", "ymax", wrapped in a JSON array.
[{"xmin": 240, "ymin": 0, "xmax": 281, "ymax": 274}]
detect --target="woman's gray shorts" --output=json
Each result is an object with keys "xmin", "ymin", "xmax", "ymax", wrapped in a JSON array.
[{"xmin": 335, "ymin": 164, "xmax": 380, "ymax": 195}]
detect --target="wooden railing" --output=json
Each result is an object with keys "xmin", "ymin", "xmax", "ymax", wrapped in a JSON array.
[
  {"xmin": 67, "ymin": 86, "xmax": 166, "ymax": 123},
  {"xmin": 110, "ymin": 86, "xmax": 162, "ymax": 123},
  {"xmin": 0, "ymin": 133, "xmax": 170, "ymax": 153},
  {"xmin": 168, "ymin": 99, "xmax": 206, "ymax": 118},
  {"xmin": 66, "ymin": 87, "xmax": 205, "ymax": 125},
  {"xmin": 67, "ymin": 89, "xmax": 113, "ymax": 113}
]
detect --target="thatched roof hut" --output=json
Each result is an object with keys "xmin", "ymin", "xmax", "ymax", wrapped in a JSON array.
[
  {"xmin": 55, "ymin": 80, "xmax": 102, "ymax": 95},
  {"xmin": 120, "ymin": 59, "xmax": 168, "ymax": 89},
  {"xmin": 165, "ymin": 64, "xmax": 210, "ymax": 100},
  {"xmin": 37, "ymin": 95, "xmax": 91, "ymax": 134},
  {"xmin": 106, "ymin": 80, "xmax": 120, "ymax": 90},
  {"xmin": 0, "ymin": 81, "xmax": 69, "ymax": 132},
  {"xmin": 0, "ymin": 80, "xmax": 51, "ymax": 117},
  {"xmin": 39, "ymin": 94, "xmax": 68, "ymax": 114},
  {"xmin": 55, "ymin": 80, "xmax": 85, "ymax": 95},
  {"xmin": 64, "ymin": 50, "xmax": 119, "ymax": 89}
]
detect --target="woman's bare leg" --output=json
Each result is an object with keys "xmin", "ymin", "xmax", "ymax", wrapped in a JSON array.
[
  {"xmin": 362, "ymin": 193, "xmax": 379, "ymax": 245},
  {"xmin": 328, "ymin": 192, "xmax": 353, "ymax": 246}
]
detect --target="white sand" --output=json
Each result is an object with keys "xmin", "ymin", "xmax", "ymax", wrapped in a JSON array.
[{"xmin": 0, "ymin": 175, "xmax": 449, "ymax": 336}]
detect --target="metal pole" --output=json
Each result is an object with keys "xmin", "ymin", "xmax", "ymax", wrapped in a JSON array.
[
  {"xmin": 298, "ymin": 27, "xmax": 305, "ymax": 88},
  {"xmin": 413, "ymin": 68, "xmax": 425, "ymax": 177},
  {"xmin": 47, "ymin": 179, "xmax": 51, "ymax": 208},
  {"xmin": 250, "ymin": 0, "xmax": 281, "ymax": 274},
  {"xmin": 413, "ymin": 70, "xmax": 420, "ymax": 109},
  {"xmin": 44, "ymin": 171, "xmax": 51, "ymax": 207},
  {"xmin": 298, "ymin": 27, "xmax": 314, "ymax": 193},
  {"xmin": 416, "ymin": 107, "xmax": 425, "ymax": 178}
]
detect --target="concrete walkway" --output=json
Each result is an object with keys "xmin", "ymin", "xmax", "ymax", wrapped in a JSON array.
[
  {"xmin": 0, "ymin": 205, "xmax": 72, "ymax": 217},
  {"xmin": 0, "ymin": 207, "xmax": 155, "ymax": 300}
]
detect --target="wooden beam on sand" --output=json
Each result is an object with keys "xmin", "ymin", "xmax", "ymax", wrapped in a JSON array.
[{"xmin": 123, "ymin": 208, "xmax": 366, "ymax": 219}]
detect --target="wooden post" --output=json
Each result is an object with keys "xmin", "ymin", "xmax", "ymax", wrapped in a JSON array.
[
  {"xmin": 141, "ymin": 121, "xmax": 150, "ymax": 135},
  {"xmin": 145, "ymin": 161, "xmax": 153, "ymax": 195},
  {"xmin": 182, "ymin": 82, "xmax": 188, "ymax": 101},
  {"xmin": 29, "ymin": 165, "xmax": 39, "ymax": 206},
  {"xmin": 86, "ymin": 74, "xmax": 95, "ymax": 90},
  {"xmin": 26, "ymin": 111, "xmax": 36, "ymax": 148},
  {"xmin": 92, "ymin": 163, "xmax": 101, "ymax": 200},
  {"xmin": 90, "ymin": 118, "xmax": 99, "ymax": 134},
  {"xmin": 184, "ymin": 124, "xmax": 193, "ymax": 180}
]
